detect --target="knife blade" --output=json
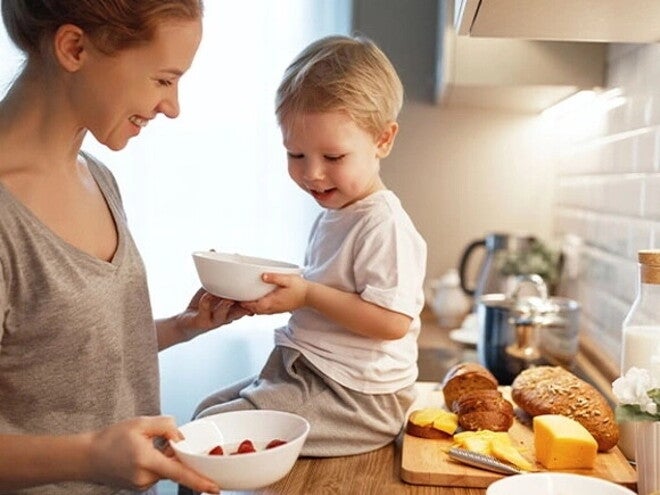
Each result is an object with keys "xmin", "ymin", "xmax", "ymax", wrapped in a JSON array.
[{"xmin": 447, "ymin": 447, "xmax": 522, "ymax": 475}]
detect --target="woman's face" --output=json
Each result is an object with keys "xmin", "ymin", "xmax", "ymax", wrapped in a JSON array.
[{"xmin": 71, "ymin": 18, "xmax": 202, "ymax": 150}]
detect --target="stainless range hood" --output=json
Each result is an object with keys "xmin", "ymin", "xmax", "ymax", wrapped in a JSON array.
[
  {"xmin": 457, "ymin": 0, "xmax": 660, "ymax": 43},
  {"xmin": 352, "ymin": 0, "xmax": 605, "ymax": 113}
]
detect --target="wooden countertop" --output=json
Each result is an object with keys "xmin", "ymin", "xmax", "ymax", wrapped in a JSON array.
[
  {"xmin": 218, "ymin": 309, "xmax": 623, "ymax": 495},
  {"xmin": 225, "ymin": 441, "xmax": 484, "ymax": 495}
]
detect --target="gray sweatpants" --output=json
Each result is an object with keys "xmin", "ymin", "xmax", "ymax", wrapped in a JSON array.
[{"xmin": 193, "ymin": 346, "xmax": 417, "ymax": 457}]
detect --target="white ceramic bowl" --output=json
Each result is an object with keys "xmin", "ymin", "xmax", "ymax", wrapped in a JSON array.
[
  {"xmin": 192, "ymin": 251, "xmax": 303, "ymax": 301},
  {"xmin": 171, "ymin": 410, "xmax": 310, "ymax": 490},
  {"xmin": 486, "ymin": 472, "xmax": 636, "ymax": 495}
]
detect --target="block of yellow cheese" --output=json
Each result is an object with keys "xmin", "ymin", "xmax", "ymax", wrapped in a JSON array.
[{"xmin": 533, "ymin": 414, "xmax": 598, "ymax": 469}]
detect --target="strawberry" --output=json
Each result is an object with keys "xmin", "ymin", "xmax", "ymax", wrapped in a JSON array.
[
  {"xmin": 208, "ymin": 445, "xmax": 224, "ymax": 456},
  {"xmin": 266, "ymin": 439, "xmax": 287, "ymax": 449},
  {"xmin": 234, "ymin": 439, "xmax": 256, "ymax": 454}
]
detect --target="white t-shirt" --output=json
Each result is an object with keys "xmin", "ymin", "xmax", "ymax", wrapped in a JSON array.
[{"xmin": 275, "ymin": 190, "xmax": 427, "ymax": 394}]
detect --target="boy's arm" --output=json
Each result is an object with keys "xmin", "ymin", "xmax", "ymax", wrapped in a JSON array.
[
  {"xmin": 241, "ymin": 273, "xmax": 412, "ymax": 340},
  {"xmin": 306, "ymin": 281, "xmax": 412, "ymax": 340}
]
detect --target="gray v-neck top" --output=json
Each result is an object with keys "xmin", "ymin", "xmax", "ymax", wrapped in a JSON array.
[{"xmin": 0, "ymin": 153, "xmax": 159, "ymax": 495}]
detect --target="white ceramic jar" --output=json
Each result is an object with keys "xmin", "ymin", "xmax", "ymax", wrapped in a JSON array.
[{"xmin": 428, "ymin": 269, "xmax": 471, "ymax": 328}]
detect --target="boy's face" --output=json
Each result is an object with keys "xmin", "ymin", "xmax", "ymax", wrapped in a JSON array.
[{"xmin": 282, "ymin": 111, "xmax": 396, "ymax": 209}]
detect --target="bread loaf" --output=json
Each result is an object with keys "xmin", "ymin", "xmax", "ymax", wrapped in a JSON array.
[
  {"xmin": 441, "ymin": 363, "xmax": 513, "ymax": 432},
  {"xmin": 451, "ymin": 389, "xmax": 514, "ymax": 431},
  {"xmin": 450, "ymin": 389, "xmax": 511, "ymax": 415},
  {"xmin": 458, "ymin": 411, "xmax": 514, "ymax": 432},
  {"xmin": 511, "ymin": 366, "xmax": 619, "ymax": 451},
  {"xmin": 441, "ymin": 362, "xmax": 498, "ymax": 409}
]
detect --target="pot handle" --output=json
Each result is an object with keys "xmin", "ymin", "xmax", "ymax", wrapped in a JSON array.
[{"xmin": 508, "ymin": 273, "xmax": 548, "ymax": 301}]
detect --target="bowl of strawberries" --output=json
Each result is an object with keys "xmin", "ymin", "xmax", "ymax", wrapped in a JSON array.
[{"xmin": 170, "ymin": 409, "xmax": 310, "ymax": 490}]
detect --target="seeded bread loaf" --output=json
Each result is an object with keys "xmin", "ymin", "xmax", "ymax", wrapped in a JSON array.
[
  {"xmin": 441, "ymin": 362, "xmax": 499, "ymax": 410},
  {"xmin": 511, "ymin": 366, "xmax": 619, "ymax": 451}
]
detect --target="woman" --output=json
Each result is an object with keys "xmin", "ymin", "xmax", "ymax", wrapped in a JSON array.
[{"xmin": 0, "ymin": 1, "xmax": 247, "ymax": 493}]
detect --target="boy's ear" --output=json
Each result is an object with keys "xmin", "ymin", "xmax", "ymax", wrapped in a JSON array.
[
  {"xmin": 375, "ymin": 122, "xmax": 399, "ymax": 158},
  {"xmin": 53, "ymin": 24, "xmax": 87, "ymax": 72}
]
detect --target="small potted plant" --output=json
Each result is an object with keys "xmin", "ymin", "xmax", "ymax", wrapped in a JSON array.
[{"xmin": 612, "ymin": 367, "xmax": 660, "ymax": 495}]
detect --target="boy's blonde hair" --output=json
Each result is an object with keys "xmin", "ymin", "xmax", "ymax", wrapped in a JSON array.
[{"xmin": 275, "ymin": 34, "xmax": 404, "ymax": 138}]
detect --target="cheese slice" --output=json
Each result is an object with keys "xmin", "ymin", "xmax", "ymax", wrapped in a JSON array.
[
  {"xmin": 490, "ymin": 437, "xmax": 535, "ymax": 471},
  {"xmin": 408, "ymin": 408, "xmax": 458, "ymax": 435},
  {"xmin": 533, "ymin": 414, "xmax": 598, "ymax": 469}
]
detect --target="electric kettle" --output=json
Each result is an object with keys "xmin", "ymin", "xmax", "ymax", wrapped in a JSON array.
[{"xmin": 458, "ymin": 232, "xmax": 537, "ymax": 304}]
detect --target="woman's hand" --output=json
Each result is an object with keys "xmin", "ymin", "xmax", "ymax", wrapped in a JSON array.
[
  {"xmin": 185, "ymin": 288, "xmax": 252, "ymax": 331},
  {"xmin": 156, "ymin": 288, "xmax": 253, "ymax": 349},
  {"xmin": 241, "ymin": 273, "xmax": 308, "ymax": 315},
  {"xmin": 87, "ymin": 416, "xmax": 219, "ymax": 494}
]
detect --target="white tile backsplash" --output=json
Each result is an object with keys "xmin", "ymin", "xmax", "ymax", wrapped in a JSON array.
[
  {"xmin": 635, "ymin": 129, "xmax": 657, "ymax": 172},
  {"xmin": 644, "ymin": 174, "xmax": 660, "ymax": 218},
  {"xmin": 551, "ymin": 42, "xmax": 660, "ymax": 373}
]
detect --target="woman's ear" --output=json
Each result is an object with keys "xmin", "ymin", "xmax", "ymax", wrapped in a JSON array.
[
  {"xmin": 53, "ymin": 24, "xmax": 86, "ymax": 72},
  {"xmin": 375, "ymin": 122, "xmax": 399, "ymax": 158}
]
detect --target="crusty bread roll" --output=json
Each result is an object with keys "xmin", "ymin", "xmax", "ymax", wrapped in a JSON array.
[
  {"xmin": 441, "ymin": 362, "xmax": 499, "ymax": 410},
  {"xmin": 511, "ymin": 366, "xmax": 619, "ymax": 451}
]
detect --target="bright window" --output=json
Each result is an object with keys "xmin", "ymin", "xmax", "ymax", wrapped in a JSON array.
[{"xmin": 0, "ymin": 0, "xmax": 350, "ymax": 436}]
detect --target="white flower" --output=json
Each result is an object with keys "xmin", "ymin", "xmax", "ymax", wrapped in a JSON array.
[{"xmin": 612, "ymin": 367, "xmax": 660, "ymax": 420}]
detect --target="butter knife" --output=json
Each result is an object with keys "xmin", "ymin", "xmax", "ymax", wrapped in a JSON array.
[{"xmin": 447, "ymin": 447, "xmax": 522, "ymax": 475}]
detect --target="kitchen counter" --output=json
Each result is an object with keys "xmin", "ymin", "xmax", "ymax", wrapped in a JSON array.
[
  {"xmin": 223, "ymin": 435, "xmax": 483, "ymax": 495},
  {"xmin": 217, "ymin": 309, "xmax": 624, "ymax": 495},
  {"xmin": 219, "ymin": 384, "xmax": 493, "ymax": 495}
]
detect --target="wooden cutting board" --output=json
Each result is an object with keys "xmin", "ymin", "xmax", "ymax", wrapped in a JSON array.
[{"xmin": 400, "ymin": 383, "xmax": 637, "ymax": 489}]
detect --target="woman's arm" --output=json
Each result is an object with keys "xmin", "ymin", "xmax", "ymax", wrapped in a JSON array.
[
  {"xmin": 241, "ymin": 273, "xmax": 412, "ymax": 340},
  {"xmin": 0, "ymin": 417, "xmax": 219, "ymax": 493},
  {"xmin": 0, "ymin": 432, "xmax": 90, "ymax": 489},
  {"xmin": 156, "ymin": 288, "xmax": 252, "ymax": 350}
]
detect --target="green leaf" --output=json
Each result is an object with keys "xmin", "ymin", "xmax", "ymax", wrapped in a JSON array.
[
  {"xmin": 615, "ymin": 404, "xmax": 658, "ymax": 423},
  {"xmin": 649, "ymin": 388, "xmax": 660, "ymax": 406}
]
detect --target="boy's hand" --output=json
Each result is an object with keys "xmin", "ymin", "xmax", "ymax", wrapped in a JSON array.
[{"xmin": 241, "ymin": 273, "xmax": 307, "ymax": 314}]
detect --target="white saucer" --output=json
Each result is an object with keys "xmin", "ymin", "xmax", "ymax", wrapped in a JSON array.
[{"xmin": 449, "ymin": 328, "xmax": 478, "ymax": 346}]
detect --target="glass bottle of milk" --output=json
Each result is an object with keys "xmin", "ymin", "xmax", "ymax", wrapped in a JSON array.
[{"xmin": 619, "ymin": 250, "xmax": 660, "ymax": 461}]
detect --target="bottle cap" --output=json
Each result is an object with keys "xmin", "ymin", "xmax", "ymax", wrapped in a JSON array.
[
  {"xmin": 639, "ymin": 250, "xmax": 660, "ymax": 284},
  {"xmin": 638, "ymin": 250, "xmax": 660, "ymax": 266}
]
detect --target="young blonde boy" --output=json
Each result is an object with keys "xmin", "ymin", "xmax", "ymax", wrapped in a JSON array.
[{"xmin": 194, "ymin": 34, "xmax": 427, "ymax": 457}]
